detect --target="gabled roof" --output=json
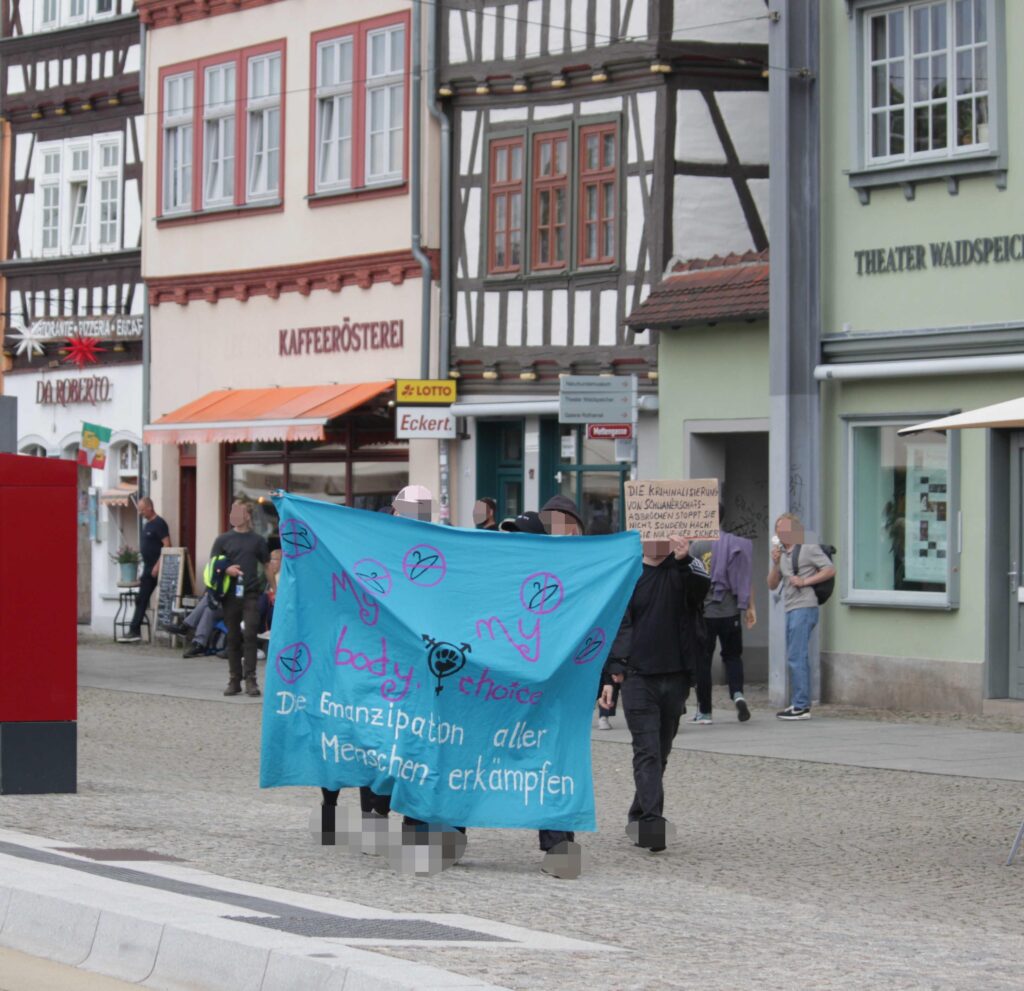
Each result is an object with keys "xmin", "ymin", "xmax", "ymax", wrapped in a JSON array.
[{"xmin": 625, "ymin": 249, "xmax": 769, "ymax": 330}]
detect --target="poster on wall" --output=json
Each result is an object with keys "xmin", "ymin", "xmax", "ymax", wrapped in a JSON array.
[{"xmin": 904, "ymin": 442, "xmax": 948, "ymax": 584}]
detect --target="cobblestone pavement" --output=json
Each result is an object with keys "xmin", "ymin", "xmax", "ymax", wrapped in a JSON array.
[{"xmin": 2, "ymin": 684, "xmax": 1024, "ymax": 990}]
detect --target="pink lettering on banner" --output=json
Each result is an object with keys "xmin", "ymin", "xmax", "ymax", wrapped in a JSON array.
[
  {"xmin": 333, "ymin": 625, "xmax": 415, "ymax": 702},
  {"xmin": 519, "ymin": 572, "xmax": 564, "ymax": 615},
  {"xmin": 457, "ymin": 666, "xmax": 543, "ymax": 705},
  {"xmin": 402, "ymin": 544, "xmax": 447, "ymax": 587},
  {"xmin": 475, "ymin": 615, "xmax": 542, "ymax": 663},
  {"xmin": 331, "ymin": 572, "xmax": 379, "ymax": 627}
]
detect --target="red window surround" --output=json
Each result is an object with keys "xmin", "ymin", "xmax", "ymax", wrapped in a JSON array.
[
  {"xmin": 531, "ymin": 130, "xmax": 569, "ymax": 271},
  {"xmin": 156, "ymin": 39, "xmax": 286, "ymax": 223},
  {"xmin": 578, "ymin": 122, "xmax": 617, "ymax": 267},
  {"xmin": 487, "ymin": 136, "xmax": 524, "ymax": 274},
  {"xmin": 308, "ymin": 11, "xmax": 410, "ymax": 204}
]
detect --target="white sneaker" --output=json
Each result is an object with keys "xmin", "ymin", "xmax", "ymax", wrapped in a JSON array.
[{"xmin": 597, "ymin": 716, "xmax": 612, "ymax": 731}]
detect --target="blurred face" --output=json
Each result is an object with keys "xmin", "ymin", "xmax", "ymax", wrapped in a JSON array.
[
  {"xmin": 472, "ymin": 500, "xmax": 494, "ymax": 526},
  {"xmin": 229, "ymin": 502, "xmax": 252, "ymax": 530},
  {"xmin": 267, "ymin": 549, "xmax": 282, "ymax": 575},
  {"xmin": 642, "ymin": 539, "xmax": 671, "ymax": 559},
  {"xmin": 541, "ymin": 510, "xmax": 581, "ymax": 536},
  {"xmin": 775, "ymin": 518, "xmax": 804, "ymax": 549},
  {"xmin": 394, "ymin": 498, "xmax": 432, "ymax": 522}
]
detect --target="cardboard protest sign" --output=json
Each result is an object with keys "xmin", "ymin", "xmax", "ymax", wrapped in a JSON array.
[
  {"xmin": 624, "ymin": 479, "xmax": 720, "ymax": 541},
  {"xmin": 260, "ymin": 493, "xmax": 640, "ymax": 831}
]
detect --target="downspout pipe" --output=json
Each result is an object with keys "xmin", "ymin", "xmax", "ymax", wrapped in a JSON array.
[
  {"xmin": 426, "ymin": 0, "xmax": 451, "ymax": 377},
  {"xmin": 139, "ymin": 18, "xmax": 151, "ymax": 500},
  {"xmin": 814, "ymin": 354, "xmax": 1024, "ymax": 381},
  {"xmin": 410, "ymin": 1, "xmax": 432, "ymax": 379}
]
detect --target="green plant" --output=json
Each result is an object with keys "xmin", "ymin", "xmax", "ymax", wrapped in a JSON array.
[{"xmin": 109, "ymin": 544, "xmax": 142, "ymax": 565}]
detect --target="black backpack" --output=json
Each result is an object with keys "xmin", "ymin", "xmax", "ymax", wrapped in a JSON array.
[{"xmin": 792, "ymin": 544, "xmax": 837, "ymax": 605}]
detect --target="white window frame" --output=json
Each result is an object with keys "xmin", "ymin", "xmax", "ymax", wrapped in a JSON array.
[
  {"xmin": 842, "ymin": 414, "xmax": 961, "ymax": 610},
  {"xmin": 65, "ymin": 0, "xmax": 88, "ymax": 26},
  {"xmin": 66, "ymin": 142, "xmax": 90, "ymax": 254},
  {"xmin": 245, "ymin": 52, "xmax": 281, "ymax": 202},
  {"xmin": 96, "ymin": 140, "xmax": 121, "ymax": 249},
  {"xmin": 39, "ymin": 0, "xmax": 60, "ymax": 29},
  {"xmin": 162, "ymin": 72, "xmax": 194, "ymax": 215},
  {"xmin": 203, "ymin": 62, "xmax": 237, "ymax": 208},
  {"xmin": 93, "ymin": 0, "xmax": 116, "ymax": 18},
  {"xmin": 39, "ymin": 148, "xmax": 62, "ymax": 256},
  {"xmin": 848, "ymin": 0, "xmax": 1005, "ymax": 198},
  {"xmin": 365, "ymin": 24, "xmax": 405, "ymax": 185},
  {"xmin": 315, "ymin": 36, "xmax": 355, "ymax": 193}
]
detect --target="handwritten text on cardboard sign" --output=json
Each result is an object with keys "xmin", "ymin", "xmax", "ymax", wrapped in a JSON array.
[{"xmin": 624, "ymin": 479, "xmax": 720, "ymax": 540}]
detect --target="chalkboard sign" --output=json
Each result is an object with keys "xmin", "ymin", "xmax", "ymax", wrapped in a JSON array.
[{"xmin": 156, "ymin": 547, "xmax": 194, "ymax": 633}]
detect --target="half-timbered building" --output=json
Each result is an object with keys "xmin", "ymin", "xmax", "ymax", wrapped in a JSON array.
[
  {"xmin": 0, "ymin": 0, "xmax": 144, "ymax": 628},
  {"xmin": 440, "ymin": 1, "xmax": 770, "ymax": 528}
]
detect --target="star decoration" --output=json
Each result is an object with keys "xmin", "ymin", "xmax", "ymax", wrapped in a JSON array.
[
  {"xmin": 7, "ymin": 324, "xmax": 46, "ymax": 362},
  {"xmin": 63, "ymin": 335, "xmax": 103, "ymax": 368}
]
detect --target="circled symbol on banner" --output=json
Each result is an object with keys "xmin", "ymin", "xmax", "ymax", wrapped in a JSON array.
[
  {"xmin": 520, "ymin": 572, "xmax": 564, "ymax": 615},
  {"xmin": 422, "ymin": 634, "xmax": 470, "ymax": 695},
  {"xmin": 280, "ymin": 518, "xmax": 318, "ymax": 559},
  {"xmin": 275, "ymin": 642, "xmax": 312, "ymax": 684},
  {"xmin": 573, "ymin": 627, "xmax": 606, "ymax": 664},
  {"xmin": 353, "ymin": 558, "xmax": 392, "ymax": 597},
  {"xmin": 402, "ymin": 544, "xmax": 447, "ymax": 587}
]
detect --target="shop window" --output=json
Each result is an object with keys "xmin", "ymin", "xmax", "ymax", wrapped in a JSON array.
[
  {"xmin": 848, "ymin": 0, "xmax": 1004, "ymax": 198},
  {"xmin": 231, "ymin": 464, "xmax": 285, "ymax": 540},
  {"xmin": 351, "ymin": 462, "xmax": 409, "ymax": 511},
  {"xmin": 846, "ymin": 421, "xmax": 959, "ymax": 607},
  {"xmin": 310, "ymin": 12, "xmax": 409, "ymax": 199}
]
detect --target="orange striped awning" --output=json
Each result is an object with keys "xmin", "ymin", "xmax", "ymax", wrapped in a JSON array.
[{"xmin": 144, "ymin": 382, "xmax": 393, "ymax": 445}]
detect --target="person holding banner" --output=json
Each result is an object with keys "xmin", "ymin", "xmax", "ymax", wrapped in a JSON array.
[{"xmin": 603, "ymin": 535, "xmax": 710, "ymax": 852}]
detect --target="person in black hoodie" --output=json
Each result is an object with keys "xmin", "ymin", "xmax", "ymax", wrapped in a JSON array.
[{"xmin": 602, "ymin": 534, "xmax": 709, "ymax": 852}]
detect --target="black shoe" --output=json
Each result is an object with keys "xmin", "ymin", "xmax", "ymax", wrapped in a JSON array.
[
  {"xmin": 777, "ymin": 705, "xmax": 811, "ymax": 720},
  {"xmin": 245, "ymin": 678, "xmax": 262, "ymax": 697},
  {"xmin": 735, "ymin": 695, "xmax": 751, "ymax": 722},
  {"xmin": 163, "ymin": 623, "xmax": 190, "ymax": 636},
  {"xmin": 117, "ymin": 631, "xmax": 142, "ymax": 643},
  {"xmin": 182, "ymin": 642, "xmax": 204, "ymax": 658},
  {"xmin": 223, "ymin": 681, "xmax": 242, "ymax": 696}
]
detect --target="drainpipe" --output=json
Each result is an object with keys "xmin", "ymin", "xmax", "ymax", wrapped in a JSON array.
[
  {"xmin": 410, "ymin": 2, "xmax": 432, "ymax": 379},
  {"xmin": 425, "ymin": 0, "xmax": 453, "ymax": 522},
  {"xmin": 139, "ymin": 19, "xmax": 151, "ymax": 502}
]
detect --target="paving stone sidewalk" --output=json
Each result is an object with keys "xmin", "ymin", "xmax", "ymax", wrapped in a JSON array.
[{"xmin": 1, "ymin": 643, "xmax": 1022, "ymax": 990}]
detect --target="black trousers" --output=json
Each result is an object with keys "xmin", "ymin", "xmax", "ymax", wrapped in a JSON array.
[
  {"xmin": 695, "ymin": 614, "xmax": 745, "ymax": 714},
  {"xmin": 222, "ymin": 591, "xmax": 261, "ymax": 681},
  {"xmin": 128, "ymin": 570, "xmax": 158, "ymax": 633},
  {"xmin": 621, "ymin": 671, "xmax": 686, "ymax": 823}
]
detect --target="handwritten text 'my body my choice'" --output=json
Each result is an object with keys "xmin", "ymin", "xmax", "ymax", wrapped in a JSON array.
[{"xmin": 855, "ymin": 234, "xmax": 1024, "ymax": 276}]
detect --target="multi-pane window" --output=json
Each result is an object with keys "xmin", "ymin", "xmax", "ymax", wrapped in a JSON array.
[
  {"xmin": 578, "ymin": 124, "xmax": 617, "ymax": 266},
  {"xmin": 97, "ymin": 143, "xmax": 120, "ymax": 247},
  {"xmin": 40, "ymin": 151, "xmax": 61, "ymax": 253},
  {"xmin": 366, "ymin": 24, "xmax": 405, "ymax": 183},
  {"xmin": 36, "ymin": 0, "xmax": 116, "ymax": 31},
  {"xmin": 67, "ymin": 0, "xmax": 87, "ymax": 21},
  {"xmin": 316, "ymin": 37, "xmax": 355, "ymax": 191},
  {"xmin": 96, "ymin": 0, "xmax": 114, "ymax": 13},
  {"xmin": 163, "ymin": 72, "xmax": 194, "ymax": 213},
  {"xmin": 40, "ymin": 0, "xmax": 59, "ymax": 26},
  {"xmin": 867, "ymin": 0, "xmax": 989, "ymax": 163},
  {"xmin": 486, "ymin": 121, "xmax": 621, "ymax": 276},
  {"xmin": 68, "ymin": 146, "xmax": 89, "ymax": 251},
  {"xmin": 532, "ymin": 131, "xmax": 569, "ymax": 270},
  {"xmin": 246, "ymin": 53, "xmax": 281, "ymax": 201},
  {"xmin": 203, "ymin": 62, "xmax": 236, "ymax": 207},
  {"xmin": 488, "ymin": 138, "xmax": 524, "ymax": 273}
]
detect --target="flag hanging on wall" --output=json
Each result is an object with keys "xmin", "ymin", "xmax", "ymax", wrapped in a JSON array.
[
  {"xmin": 78, "ymin": 422, "xmax": 112, "ymax": 469},
  {"xmin": 260, "ymin": 492, "xmax": 641, "ymax": 831}
]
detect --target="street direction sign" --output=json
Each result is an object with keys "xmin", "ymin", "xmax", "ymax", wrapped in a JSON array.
[
  {"xmin": 559, "ymin": 375, "xmax": 637, "ymax": 425},
  {"xmin": 587, "ymin": 423, "xmax": 633, "ymax": 440}
]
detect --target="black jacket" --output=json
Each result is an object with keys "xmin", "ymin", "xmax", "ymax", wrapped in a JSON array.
[{"xmin": 607, "ymin": 553, "xmax": 710, "ymax": 678}]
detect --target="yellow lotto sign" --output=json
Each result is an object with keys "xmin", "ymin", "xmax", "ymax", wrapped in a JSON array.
[{"xmin": 395, "ymin": 379, "xmax": 457, "ymax": 405}]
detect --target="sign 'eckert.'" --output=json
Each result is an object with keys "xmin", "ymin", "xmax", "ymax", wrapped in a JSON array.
[{"xmin": 395, "ymin": 406, "xmax": 457, "ymax": 439}]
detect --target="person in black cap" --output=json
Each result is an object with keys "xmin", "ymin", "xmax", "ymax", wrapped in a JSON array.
[
  {"xmin": 499, "ymin": 510, "xmax": 546, "ymax": 534},
  {"xmin": 540, "ymin": 494, "xmax": 586, "ymax": 535}
]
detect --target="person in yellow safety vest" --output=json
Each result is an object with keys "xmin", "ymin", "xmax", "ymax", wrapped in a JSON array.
[{"xmin": 165, "ymin": 555, "xmax": 232, "ymax": 658}]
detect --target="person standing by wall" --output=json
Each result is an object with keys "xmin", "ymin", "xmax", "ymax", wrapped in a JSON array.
[
  {"xmin": 117, "ymin": 497, "xmax": 170, "ymax": 643},
  {"xmin": 211, "ymin": 501, "xmax": 269, "ymax": 697},
  {"xmin": 767, "ymin": 513, "xmax": 835, "ymax": 720}
]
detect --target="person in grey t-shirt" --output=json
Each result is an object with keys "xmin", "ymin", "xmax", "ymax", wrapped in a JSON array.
[{"xmin": 767, "ymin": 513, "xmax": 835, "ymax": 721}]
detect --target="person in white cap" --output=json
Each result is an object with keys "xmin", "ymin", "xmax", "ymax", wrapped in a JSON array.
[{"xmin": 393, "ymin": 485, "xmax": 434, "ymax": 522}]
